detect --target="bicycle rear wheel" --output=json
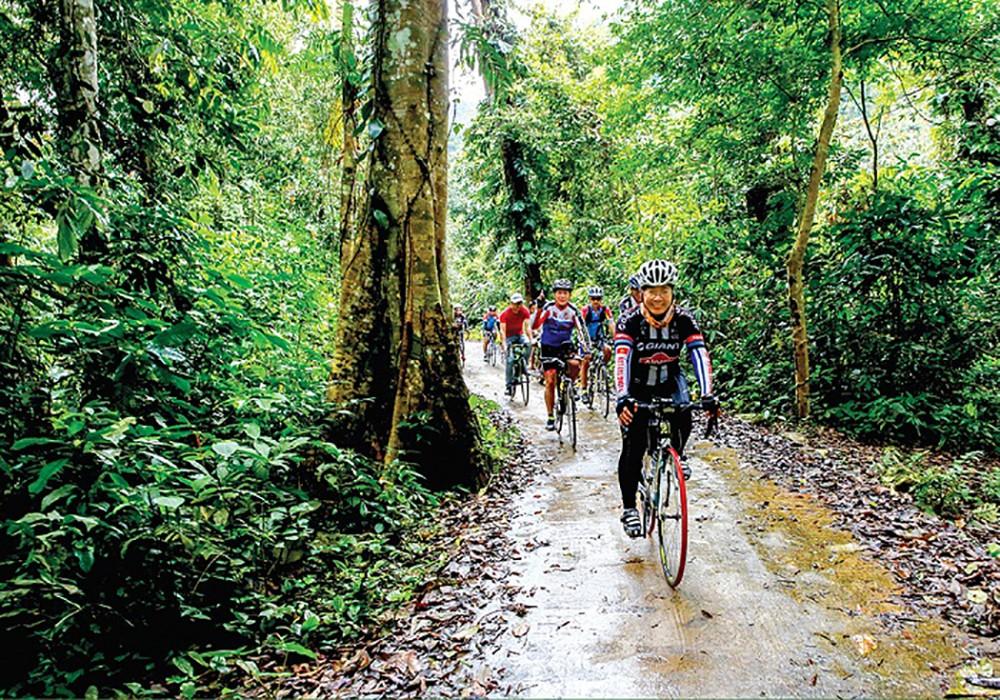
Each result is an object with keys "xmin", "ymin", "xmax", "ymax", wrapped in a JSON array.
[{"xmin": 656, "ymin": 447, "xmax": 688, "ymax": 587}]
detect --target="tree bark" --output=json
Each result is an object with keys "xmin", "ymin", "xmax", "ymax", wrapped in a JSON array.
[
  {"xmin": 56, "ymin": 0, "xmax": 102, "ymax": 189},
  {"xmin": 337, "ymin": 0, "xmax": 359, "ymax": 264},
  {"xmin": 328, "ymin": 0, "xmax": 484, "ymax": 488},
  {"xmin": 53, "ymin": 0, "xmax": 104, "ymax": 260},
  {"xmin": 787, "ymin": 0, "xmax": 842, "ymax": 419}
]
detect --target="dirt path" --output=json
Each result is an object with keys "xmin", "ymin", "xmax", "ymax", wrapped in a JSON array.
[{"xmin": 462, "ymin": 354, "xmax": 980, "ymax": 697}]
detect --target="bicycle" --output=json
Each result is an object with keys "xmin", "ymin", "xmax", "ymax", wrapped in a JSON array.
[
  {"xmin": 632, "ymin": 397, "xmax": 719, "ymax": 588},
  {"xmin": 485, "ymin": 330, "xmax": 500, "ymax": 367},
  {"xmin": 508, "ymin": 341, "xmax": 530, "ymax": 406},
  {"xmin": 583, "ymin": 342, "xmax": 612, "ymax": 418},
  {"xmin": 552, "ymin": 356, "xmax": 578, "ymax": 450}
]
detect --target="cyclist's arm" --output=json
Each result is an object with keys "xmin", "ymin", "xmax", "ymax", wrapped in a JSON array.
[
  {"xmin": 574, "ymin": 308, "xmax": 592, "ymax": 353},
  {"xmin": 685, "ymin": 332, "xmax": 713, "ymax": 397},
  {"xmin": 613, "ymin": 326, "xmax": 634, "ymax": 397},
  {"xmin": 498, "ymin": 311, "xmax": 507, "ymax": 343},
  {"xmin": 530, "ymin": 307, "xmax": 547, "ymax": 331}
]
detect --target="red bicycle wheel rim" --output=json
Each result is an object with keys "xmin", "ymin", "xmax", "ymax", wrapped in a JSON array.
[{"xmin": 658, "ymin": 448, "xmax": 688, "ymax": 587}]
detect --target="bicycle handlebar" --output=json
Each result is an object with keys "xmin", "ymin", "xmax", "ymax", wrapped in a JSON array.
[{"xmin": 630, "ymin": 397, "xmax": 720, "ymax": 439}]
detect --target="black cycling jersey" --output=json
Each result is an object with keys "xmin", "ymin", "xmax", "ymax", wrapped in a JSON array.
[{"xmin": 613, "ymin": 305, "xmax": 712, "ymax": 399}]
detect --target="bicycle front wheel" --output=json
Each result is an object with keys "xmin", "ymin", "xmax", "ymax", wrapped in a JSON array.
[
  {"xmin": 656, "ymin": 448, "xmax": 688, "ymax": 587},
  {"xmin": 601, "ymin": 363, "xmax": 612, "ymax": 418},
  {"xmin": 555, "ymin": 378, "xmax": 565, "ymax": 435},
  {"xmin": 568, "ymin": 382, "xmax": 577, "ymax": 450},
  {"xmin": 520, "ymin": 360, "xmax": 530, "ymax": 405}
]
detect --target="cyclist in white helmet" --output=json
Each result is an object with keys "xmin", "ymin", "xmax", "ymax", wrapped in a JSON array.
[
  {"xmin": 614, "ymin": 260, "xmax": 718, "ymax": 538},
  {"xmin": 579, "ymin": 285, "xmax": 614, "ymax": 405},
  {"xmin": 531, "ymin": 279, "xmax": 590, "ymax": 430}
]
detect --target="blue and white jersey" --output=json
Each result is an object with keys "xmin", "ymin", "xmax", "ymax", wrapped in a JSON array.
[{"xmin": 531, "ymin": 301, "xmax": 588, "ymax": 348}]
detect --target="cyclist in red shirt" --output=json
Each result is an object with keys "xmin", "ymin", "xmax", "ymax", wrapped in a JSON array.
[{"xmin": 498, "ymin": 293, "xmax": 533, "ymax": 396}]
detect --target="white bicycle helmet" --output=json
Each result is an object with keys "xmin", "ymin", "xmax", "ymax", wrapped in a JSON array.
[
  {"xmin": 638, "ymin": 259, "xmax": 679, "ymax": 288},
  {"xmin": 552, "ymin": 278, "xmax": 573, "ymax": 291},
  {"xmin": 510, "ymin": 293, "xmax": 524, "ymax": 303},
  {"xmin": 628, "ymin": 274, "xmax": 641, "ymax": 290},
  {"xmin": 588, "ymin": 286, "xmax": 603, "ymax": 298}
]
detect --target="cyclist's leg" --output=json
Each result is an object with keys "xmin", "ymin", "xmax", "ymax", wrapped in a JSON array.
[
  {"xmin": 618, "ymin": 409, "xmax": 649, "ymax": 509},
  {"xmin": 580, "ymin": 352, "xmax": 591, "ymax": 390},
  {"xmin": 540, "ymin": 345, "xmax": 559, "ymax": 424}
]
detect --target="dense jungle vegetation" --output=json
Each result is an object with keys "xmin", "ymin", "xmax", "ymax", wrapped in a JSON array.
[{"xmin": 1, "ymin": 0, "xmax": 998, "ymax": 694}]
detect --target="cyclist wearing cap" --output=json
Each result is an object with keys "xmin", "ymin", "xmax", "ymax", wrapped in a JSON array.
[
  {"xmin": 530, "ymin": 279, "xmax": 590, "ymax": 430},
  {"xmin": 619, "ymin": 274, "xmax": 642, "ymax": 316},
  {"xmin": 499, "ymin": 293, "xmax": 533, "ymax": 396},
  {"xmin": 579, "ymin": 286, "xmax": 614, "ymax": 404},
  {"xmin": 614, "ymin": 260, "xmax": 718, "ymax": 538},
  {"xmin": 482, "ymin": 305, "xmax": 500, "ymax": 362}
]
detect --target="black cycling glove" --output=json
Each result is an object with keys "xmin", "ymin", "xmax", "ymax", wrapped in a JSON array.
[{"xmin": 616, "ymin": 395, "xmax": 636, "ymax": 417}]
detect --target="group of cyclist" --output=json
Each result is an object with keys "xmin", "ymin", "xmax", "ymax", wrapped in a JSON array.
[{"xmin": 454, "ymin": 259, "xmax": 719, "ymax": 539}]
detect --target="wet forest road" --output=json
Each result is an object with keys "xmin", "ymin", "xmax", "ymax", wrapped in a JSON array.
[{"xmin": 462, "ymin": 353, "xmax": 978, "ymax": 697}]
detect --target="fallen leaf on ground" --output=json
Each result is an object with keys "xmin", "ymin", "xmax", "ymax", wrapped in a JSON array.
[{"xmin": 851, "ymin": 634, "xmax": 877, "ymax": 656}]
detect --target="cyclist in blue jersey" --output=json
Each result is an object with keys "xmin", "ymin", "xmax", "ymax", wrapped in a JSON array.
[
  {"xmin": 482, "ymin": 305, "xmax": 500, "ymax": 362},
  {"xmin": 579, "ymin": 286, "xmax": 614, "ymax": 405},
  {"xmin": 530, "ymin": 279, "xmax": 590, "ymax": 430}
]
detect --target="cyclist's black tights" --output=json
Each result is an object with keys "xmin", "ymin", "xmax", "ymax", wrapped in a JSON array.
[{"xmin": 618, "ymin": 408, "xmax": 691, "ymax": 509}]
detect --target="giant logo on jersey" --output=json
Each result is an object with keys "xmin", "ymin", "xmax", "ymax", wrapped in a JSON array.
[{"xmin": 639, "ymin": 352, "xmax": 678, "ymax": 365}]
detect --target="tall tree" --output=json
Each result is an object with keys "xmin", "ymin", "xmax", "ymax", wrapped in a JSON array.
[
  {"xmin": 787, "ymin": 0, "xmax": 842, "ymax": 419},
  {"xmin": 467, "ymin": 0, "xmax": 544, "ymax": 299},
  {"xmin": 53, "ymin": 0, "xmax": 104, "ymax": 259},
  {"xmin": 327, "ymin": 0, "xmax": 484, "ymax": 486}
]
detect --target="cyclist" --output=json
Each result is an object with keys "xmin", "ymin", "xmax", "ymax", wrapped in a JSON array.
[
  {"xmin": 482, "ymin": 305, "xmax": 500, "ymax": 362},
  {"xmin": 453, "ymin": 304, "xmax": 468, "ymax": 363},
  {"xmin": 614, "ymin": 260, "xmax": 718, "ymax": 538},
  {"xmin": 531, "ymin": 279, "xmax": 590, "ymax": 430},
  {"xmin": 579, "ymin": 286, "xmax": 614, "ymax": 405},
  {"xmin": 499, "ymin": 293, "xmax": 533, "ymax": 396},
  {"xmin": 618, "ymin": 274, "xmax": 642, "ymax": 316}
]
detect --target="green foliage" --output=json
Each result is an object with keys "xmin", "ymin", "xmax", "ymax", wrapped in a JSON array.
[
  {"xmin": 470, "ymin": 393, "xmax": 518, "ymax": 471},
  {"xmin": 0, "ymin": 0, "xmax": 445, "ymax": 695},
  {"xmin": 878, "ymin": 448, "xmax": 997, "ymax": 520},
  {"xmin": 452, "ymin": 1, "xmax": 1000, "ymax": 452}
]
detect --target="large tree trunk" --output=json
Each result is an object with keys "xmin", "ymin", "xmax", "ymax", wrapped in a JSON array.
[
  {"xmin": 328, "ymin": 0, "xmax": 484, "ymax": 488},
  {"xmin": 786, "ymin": 0, "xmax": 842, "ymax": 419},
  {"xmin": 470, "ymin": 0, "xmax": 544, "ymax": 300}
]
